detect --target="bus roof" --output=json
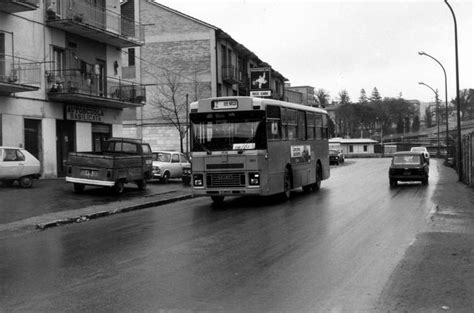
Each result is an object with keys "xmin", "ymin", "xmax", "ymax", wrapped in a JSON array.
[{"xmin": 190, "ymin": 96, "xmax": 328, "ymax": 115}]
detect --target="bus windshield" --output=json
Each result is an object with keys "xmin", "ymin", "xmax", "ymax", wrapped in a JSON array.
[{"xmin": 190, "ymin": 111, "xmax": 267, "ymax": 152}]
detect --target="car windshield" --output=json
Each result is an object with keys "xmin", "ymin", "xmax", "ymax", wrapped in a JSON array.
[
  {"xmin": 153, "ymin": 152, "xmax": 171, "ymax": 162},
  {"xmin": 393, "ymin": 155, "xmax": 421, "ymax": 165},
  {"xmin": 329, "ymin": 150, "xmax": 339, "ymax": 154}
]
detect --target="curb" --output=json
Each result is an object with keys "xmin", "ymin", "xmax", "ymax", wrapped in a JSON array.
[{"xmin": 35, "ymin": 194, "xmax": 194, "ymax": 230}]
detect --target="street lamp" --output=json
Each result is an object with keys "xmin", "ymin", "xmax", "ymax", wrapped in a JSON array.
[
  {"xmin": 418, "ymin": 51, "xmax": 449, "ymax": 160},
  {"xmin": 419, "ymin": 82, "xmax": 441, "ymax": 157},
  {"xmin": 444, "ymin": 0, "xmax": 462, "ymax": 181}
]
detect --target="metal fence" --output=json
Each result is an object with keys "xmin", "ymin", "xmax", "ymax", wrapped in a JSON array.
[
  {"xmin": 460, "ymin": 132, "xmax": 474, "ymax": 186},
  {"xmin": 47, "ymin": 69, "xmax": 145, "ymax": 104},
  {"xmin": 0, "ymin": 53, "xmax": 41, "ymax": 86}
]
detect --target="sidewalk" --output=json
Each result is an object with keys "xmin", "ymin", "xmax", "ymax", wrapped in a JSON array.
[
  {"xmin": 0, "ymin": 179, "xmax": 193, "ymax": 237},
  {"xmin": 375, "ymin": 161, "xmax": 474, "ymax": 312}
]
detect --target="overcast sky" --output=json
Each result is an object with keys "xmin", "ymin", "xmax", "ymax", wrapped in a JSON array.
[{"xmin": 157, "ymin": 0, "xmax": 473, "ymax": 103}]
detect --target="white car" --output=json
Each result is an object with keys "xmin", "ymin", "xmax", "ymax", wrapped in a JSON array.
[
  {"xmin": 152, "ymin": 151, "xmax": 191, "ymax": 183},
  {"xmin": 410, "ymin": 147, "xmax": 430, "ymax": 160},
  {"xmin": 0, "ymin": 146, "xmax": 41, "ymax": 188}
]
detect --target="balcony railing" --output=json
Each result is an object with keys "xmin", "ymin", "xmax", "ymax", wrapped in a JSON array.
[
  {"xmin": 46, "ymin": 69, "xmax": 145, "ymax": 108},
  {"xmin": 0, "ymin": 0, "xmax": 40, "ymax": 13},
  {"xmin": 45, "ymin": 0, "xmax": 144, "ymax": 48},
  {"xmin": 222, "ymin": 65, "xmax": 241, "ymax": 85},
  {"xmin": 0, "ymin": 54, "xmax": 41, "ymax": 95}
]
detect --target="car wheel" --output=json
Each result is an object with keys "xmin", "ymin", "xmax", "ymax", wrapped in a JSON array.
[
  {"xmin": 160, "ymin": 172, "xmax": 170, "ymax": 184},
  {"xmin": 19, "ymin": 176, "xmax": 34, "ymax": 188},
  {"xmin": 74, "ymin": 183, "xmax": 85, "ymax": 193}
]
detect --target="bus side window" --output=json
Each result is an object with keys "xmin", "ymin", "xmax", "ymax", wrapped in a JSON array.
[
  {"xmin": 281, "ymin": 108, "xmax": 288, "ymax": 140},
  {"xmin": 315, "ymin": 114, "xmax": 322, "ymax": 139},
  {"xmin": 307, "ymin": 112, "xmax": 315, "ymax": 140},
  {"xmin": 298, "ymin": 110, "xmax": 306, "ymax": 140},
  {"xmin": 287, "ymin": 109, "xmax": 297, "ymax": 140},
  {"xmin": 267, "ymin": 118, "xmax": 281, "ymax": 140},
  {"xmin": 322, "ymin": 115, "xmax": 329, "ymax": 139}
]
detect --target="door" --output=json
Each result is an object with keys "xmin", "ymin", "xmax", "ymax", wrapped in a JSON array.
[
  {"xmin": 170, "ymin": 153, "xmax": 181, "ymax": 177},
  {"xmin": 24, "ymin": 119, "xmax": 41, "ymax": 160},
  {"xmin": 92, "ymin": 123, "xmax": 111, "ymax": 152},
  {"xmin": 56, "ymin": 120, "xmax": 75, "ymax": 177}
]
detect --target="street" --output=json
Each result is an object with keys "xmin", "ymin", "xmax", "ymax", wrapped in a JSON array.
[{"xmin": 0, "ymin": 159, "xmax": 443, "ymax": 311}]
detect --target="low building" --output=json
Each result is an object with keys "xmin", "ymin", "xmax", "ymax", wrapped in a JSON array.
[{"xmin": 330, "ymin": 138, "xmax": 378, "ymax": 156}]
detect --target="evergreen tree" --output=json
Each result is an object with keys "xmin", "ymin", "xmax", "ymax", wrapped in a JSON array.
[
  {"xmin": 369, "ymin": 87, "xmax": 382, "ymax": 103},
  {"xmin": 358, "ymin": 88, "xmax": 368, "ymax": 104},
  {"xmin": 338, "ymin": 89, "xmax": 351, "ymax": 105}
]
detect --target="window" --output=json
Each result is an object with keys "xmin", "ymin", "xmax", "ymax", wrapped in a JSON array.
[
  {"xmin": 180, "ymin": 154, "xmax": 188, "ymax": 163},
  {"xmin": 171, "ymin": 154, "xmax": 180, "ymax": 163},
  {"xmin": 141, "ymin": 144, "xmax": 151, "ymax": 154},
  {"xmin": 297, "ymin": 111, "xmax": 306, "ymax": 140},
  {"xmin": 307, "ymin": 112, "xmax": 315, "ymax": 140},
  {"xmin": 364, "ymin": 145, "xmax": 368, "ymax": 152},
  {"xmin": 128, "ymin": 48, "xmax": 135, "ymax": 66},
  {"xmin": 266, "ymin": 105, "xmax": 281, "ymax": 140},
  {"xmin": 285, "ymin": 109, "xmax": 297, "ymax": 140},
  {"xmin": 52, "ymin": 47, "xmax": 65, "ymax": 72},
  {"xmin": 3, "ymin": 149, "xmax": 24, "ymax": 162},
  {"xmin": 349, "ymin": 145, "xmax": 354, "ymax": 153}
]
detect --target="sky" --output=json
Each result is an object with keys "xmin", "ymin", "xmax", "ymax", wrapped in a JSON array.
[{"xmin": 156, "ymin": 0, "xmax": 473, "ymax": 103}]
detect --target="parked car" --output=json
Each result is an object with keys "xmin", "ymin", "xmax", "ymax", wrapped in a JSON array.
[
  {"xmin": 329, "ymin": 149, "xmax": 344, "ymax": 165},
  {"xmin": 152, "ymin": 151, "xmax": 191, "ymax": 183},
  {"xmin": 66, "ymin": 138, "xmax": 153, "ymax": 194},
  {"xmin": 389, "ymin": 151, "xmax": 429, "ymax": 187},
  {"xmin": 410, "ymin": 146, "xmax": 430, "ymax": 160},
  {"xmin": 0, "ymin": 146, "xmax": 41, "ymax": 188}
]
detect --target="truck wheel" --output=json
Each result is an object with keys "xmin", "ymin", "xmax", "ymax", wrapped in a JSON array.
[
  {"xmin": 182, "ymin": 176, "xmax": 191, "ymax": 186},
  {"xmin": 312, "ymin": 164, "xmax": 322, "ymax": 192},
  {"xmin": 280, "ymin": 167, "xmax": 292, "ymax": 201},
  {"xmin": 2, "ymin": 180, "xmax": 14, "ymax": 187},
  {"xmin": 74, "ymin": 183, "xmax": 85, "ymax": 193},
  {"xmin": 113, "ymin": 181, "xmax": 125, "ymax": 195},
  {"xmin": 19, "ymin": 176, "xmax": 34, "ymax": 188},
  {"xmin": 136, "ymin": 179, "xmax": 147, "ymax": 190}
]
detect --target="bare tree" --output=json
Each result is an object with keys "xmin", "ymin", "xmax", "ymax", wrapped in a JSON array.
[{"xmin": 315, "ymin": 89, "xmax": 330, "ymax": 108}]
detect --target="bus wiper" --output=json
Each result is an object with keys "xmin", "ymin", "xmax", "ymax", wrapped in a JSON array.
[
  {"xmin": 238, "ymin": 136, "xmax": 255, "ymax": 154},
  {"xmin": 198, "ymin": 142, "xmax": 212, "ymax": 155}
]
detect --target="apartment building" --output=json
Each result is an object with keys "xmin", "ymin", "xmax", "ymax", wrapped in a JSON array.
[
  {"xmin": 122, "ymin": 0, "xmax": 288, "ymax": 151},
  {"xmin": 0, "ymin": 0, "xmax": 146, "ymax": 177}
]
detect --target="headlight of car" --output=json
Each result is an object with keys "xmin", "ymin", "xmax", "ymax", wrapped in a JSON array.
[{"xmin": 153, "ymin": 166, "xmax": 161, "ymax": 173}]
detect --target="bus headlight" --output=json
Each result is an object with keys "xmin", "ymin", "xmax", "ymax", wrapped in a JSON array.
[
  {"xmin": 249, "ymin": 172, "xmax": 260, "ymax": 186},
  {"xmin": 193, "ymin": 174, "xmax": 204, "ymax": 186}
]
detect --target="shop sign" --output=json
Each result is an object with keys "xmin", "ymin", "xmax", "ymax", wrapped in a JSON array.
[
  {"xmin": 66, "ymin": 105, "xmax": 104, "ymax": 122},
  {"xmin": 250, "ymin": 67, "xmax": 271, "ymax": 91},
  {"xmin": 250, "ymin": 90, "xmax": 272, "ymax": 97}
]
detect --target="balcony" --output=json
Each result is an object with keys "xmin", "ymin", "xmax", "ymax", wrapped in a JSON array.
[
  {"xmin": 0, "ymin": 0, "xmax": 39, "ymax": 13},
  {"xmin": 222, "ymin": 65, "xmax": 241, "ymax": 85},
  {"xmin": 47, "ymin": 69, "xmax": 145, "ymax": 109},
  {"xmin": 45, "ymin": 0, "xmax": 144, "ymax": 48},
  {"xmin": 0, "ymin": 54, "xmax": 41, "ymax": 95}
]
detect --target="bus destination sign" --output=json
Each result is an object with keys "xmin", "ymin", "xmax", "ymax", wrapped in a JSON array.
[{"xmin": 212, "ymin": 99, "xmax": 238, "ymax": 110}]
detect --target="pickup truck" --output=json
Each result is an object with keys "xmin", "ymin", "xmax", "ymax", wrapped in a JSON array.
[{"xmin": 65, "ymin": 138, "xmax": 153, "ymax": 194}]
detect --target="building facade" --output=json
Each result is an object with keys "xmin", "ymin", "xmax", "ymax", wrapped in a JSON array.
[
  {"xmin": 122, "ymin": 0, "xmax": 288, "ymax": 152},
  {"xmin": 0, "ymin": 0, "xmax": 146, "ymax": 177},
  {"xmin": 285, "ymin": 85, "xmax": 316, "ymax": 107}
]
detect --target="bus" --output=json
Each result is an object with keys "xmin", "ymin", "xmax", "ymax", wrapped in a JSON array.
[{"xmin": 189, "ymin": 96, "xmax": 330, "ymax": 204}]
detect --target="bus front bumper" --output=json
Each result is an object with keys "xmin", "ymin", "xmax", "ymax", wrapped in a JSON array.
[{"xmin": 192, "ymin": 188, "xmax": 262, "ymax": 197}]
